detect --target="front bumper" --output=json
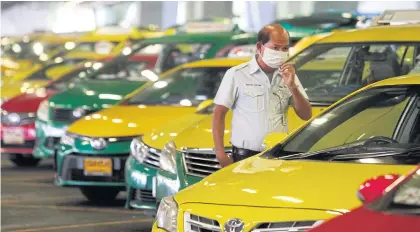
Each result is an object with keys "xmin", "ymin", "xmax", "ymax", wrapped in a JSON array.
[
  {"xmin": 55, "ymin": 144, "xmax": 129, "ymax": 188},
  {"xmin": 0, "ymin": 123, "xmax": 36, "ymax": 155},
  {"xmin": 33, "ymin": 119, "xmax": 68, "ymax": 159},
  {"xmin": 125, "ymin": 156, "xmax": 158, "ymax": 210}
]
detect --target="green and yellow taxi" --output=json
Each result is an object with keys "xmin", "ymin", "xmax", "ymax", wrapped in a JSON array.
[
  {"xmin": 145, "ymin": 23, "xmax": 420, "ymax": 211},
  {"xmin": 54, "ymin": 58, "xmax": 250, "ymax": 203},
  {"xmin": 153, "ymin": 71, "xmax": 420, "ymax": 232}
]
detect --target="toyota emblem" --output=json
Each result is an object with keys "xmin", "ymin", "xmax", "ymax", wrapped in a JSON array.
[
  {"xmin": 224, "ymin": 218, "xmax": 244, "ymax": 232},
  {"xmin": 90, "ymin": 138, "xmax": 107, "ymax": 150}
]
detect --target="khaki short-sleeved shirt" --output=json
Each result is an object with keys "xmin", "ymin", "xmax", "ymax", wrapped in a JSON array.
[{"xmin": 214, "ymin": 57, "xmax": 308, "ymax": 151}]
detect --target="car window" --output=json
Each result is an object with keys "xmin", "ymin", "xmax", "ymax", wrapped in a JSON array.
[
  {"xmin": 392, "ymin": 171, "xmax": 420, "ymax": 208},
  {"xmin": 279, "ymin": 87, "xmax": 417, "ymax": 154},
  {"xmin": 91, "ymin": 61, "xmax": 149, "ymax": 81},
  {"xmin": 291, "ymin": 43, "xmax": 420, "ymax": 104},
  {"xmin": 72, "ymin": 41, "xmax": 119, "ymax": 54},
  {"xmin": 137, "ymin": 43, "xmax": 212, "ymax": 73},
  {"xmin": 127, "ymin": 67, "xmax": 228, "ymax": 106}
]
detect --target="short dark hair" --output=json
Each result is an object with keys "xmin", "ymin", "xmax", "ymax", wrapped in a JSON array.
[{"xmin": 257, "ymin": 25, "xmax": 290, "ymax": 45}]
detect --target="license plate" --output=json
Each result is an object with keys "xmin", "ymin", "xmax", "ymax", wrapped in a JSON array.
[
  {"xmin": 84, "ymin": 158, "xmax": 112, "ymax": 176},
  {"xmin": 3, "ymin": 128, "xmax": 24, "ymax": 144}
]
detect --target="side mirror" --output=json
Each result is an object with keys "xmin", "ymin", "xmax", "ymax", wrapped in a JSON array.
[
  {"xmin": 196, "ymin": 99, "xmax": 214, "ymax": 112},
  {"xmin": 357, "ymin": 174, "xmax": 400, "ymax": 204},
  {"xmin": 262, "ymin": 132, "xmax": 288, "ymax": 150}
]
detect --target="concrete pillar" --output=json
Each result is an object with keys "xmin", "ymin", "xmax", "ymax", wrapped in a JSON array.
[
  {"xmin": 138, "ymin": 1, "xmax": 163, "ymax": 27},
  {"xmin": 162, "ymin": 1, "xmax": 178, "ymax": 29},
  {"xmin": 185, "ymin": 1, "xmax": 233, "ymax": 21},
  {"xmin": 313, "ymin": 1, "xmax": 358, "ymax": 12}
]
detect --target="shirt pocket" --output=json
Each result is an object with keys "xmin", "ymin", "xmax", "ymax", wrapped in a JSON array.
[{"xmin": 238, "ymin": 87, "xmax": 265, "ymax": 113}]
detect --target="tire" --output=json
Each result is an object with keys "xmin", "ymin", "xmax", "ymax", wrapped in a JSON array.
[
  {"xmin": 79, "ymin": 187, "xmax": 120, "ymax": 203},
  {"xmin": 10, "ymin": 154, "xmax": 40, "ymax": 167}
]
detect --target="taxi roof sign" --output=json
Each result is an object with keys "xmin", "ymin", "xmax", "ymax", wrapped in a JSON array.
[
  {"xmin": 371, "ymin": 10, "xmax": 420, "ymax": 26},
  {"xmin": 181, "ymin": 22, "xmax": 237, "ymax": 34}
]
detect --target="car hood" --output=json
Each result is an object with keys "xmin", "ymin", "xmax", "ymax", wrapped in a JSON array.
[
  {"xmin": 67, "ymin": 105, "xmax": 197, "ymax": 137},
  {"xmin": 1, "ymin": 88, "xmax": 56, "ymax": 112},
  {"xmin": 175, "ymin": 157, "xmax": 414, "ymax": 211},
  {"xmin": 143, "ymin": 112, "xmax": 233, "ymax": 149},
  {"xmin": 49, "ymin": 80, "xmax": 145, "ymax": 109},
  {"xmin": 1, "ymin": 80, "xmax": 50, "ymax": 99}
]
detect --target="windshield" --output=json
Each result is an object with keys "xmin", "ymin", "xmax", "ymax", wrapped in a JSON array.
[
  {"xmin": 26, "ymin": 58, "xmax": 86, "ymax": 81},
  {"xmin": 126, "ymin": 67, "xmax": 229, "ymax": 106},
  {"xmin": 265, "ymin": 86, "xmax": 420, "ymax": 163},
  {"xmin": 291, "ymin": 43, "xmax": 420, "ymax": 104},
  {"xmin": 135, "ymin": 43, "xmax": 212, "ymax": 73},
  {"xmin": 5, "ymin": 40, "xmax": 63, "ymax": 60},
  {"xmin": 369, "ymin": 169, "xmax": 420, "ymax": 215},
  {"xmin": 275, "ymin": 13, "xmax": 358, "ymax": 29}
]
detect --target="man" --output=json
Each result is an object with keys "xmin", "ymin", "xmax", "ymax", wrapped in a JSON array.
[{"xmin": 212, "ymin": 24, "xmax": 312, "ymax": 167}]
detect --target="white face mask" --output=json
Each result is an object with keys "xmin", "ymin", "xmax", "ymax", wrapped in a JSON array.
[{"xmin": 260, "ymin": 46, "xmax": 289, "ymax": 69}]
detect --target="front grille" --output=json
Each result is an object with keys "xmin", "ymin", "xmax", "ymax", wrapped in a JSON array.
[
  {"xmin": 1, "ymin": 140, "xmax": 35, "ymax": 149},
  {"xmin": 44, "ymin": 137, "xmax": 61, "ymax": 150},
  {"xmin": 134, "ymin": 189, "xmax": 156, "ymax": 203},
  {"xmin": 183, "ymin": 149, "xmax": 231, "ymax": 177},
  {"xmin": 52, "ymin": 108, "xmax": 97, "ymax": 123},
  {"xmin": 144, "ymin": 147, "xmax": 161, "ymax": 168},
  {"xmin": 252, "ymin": 221, "xmax": 323, "ymax": 232},
  {"xmin": 60, "ymin": 154, "xmax": 128, "ymax": 183},
  {"xmin": 184, "ymin": 213, "xmax": 220, "ymax": 232}
]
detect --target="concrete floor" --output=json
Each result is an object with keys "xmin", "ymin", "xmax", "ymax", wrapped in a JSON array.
[{"xmin": 1, "ymin": 157, "xmax": 154, "ymax": 232}]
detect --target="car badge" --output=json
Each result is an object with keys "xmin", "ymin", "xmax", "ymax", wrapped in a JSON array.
[
  {"xmin": 224, "ymin": 218, "xmax": 244, "ymax": 232},
  {"xmin": 72, "ymin": 107, "xmax": 86, "ymax": 118},
  {"xmin": 90, "ymin": 138, "xmax": 107, "ymax": 150}
]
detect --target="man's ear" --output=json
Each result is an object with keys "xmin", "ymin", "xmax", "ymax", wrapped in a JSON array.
[{"xmin": 256, "ymin": 42, "xmax": 263, "ymax": 55}]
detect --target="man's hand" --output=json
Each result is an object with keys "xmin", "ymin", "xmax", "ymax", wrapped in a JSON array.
[
  {"xmin": 280, "ymin": 63, "xmax": 296, "ymax": 89},
  {"xmin": 216, "ymin": 150, "xmax": 233, "ymax": 168}
]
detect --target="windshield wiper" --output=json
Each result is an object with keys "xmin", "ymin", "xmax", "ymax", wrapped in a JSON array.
[{"xmin": 282, "ymin": 142, "xmax": 420, "ymax": 161}]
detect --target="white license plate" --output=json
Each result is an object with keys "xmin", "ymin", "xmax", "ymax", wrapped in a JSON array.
[{"xmin": 3, "ymin": 128, "xmax": 24, "ymax": 144}]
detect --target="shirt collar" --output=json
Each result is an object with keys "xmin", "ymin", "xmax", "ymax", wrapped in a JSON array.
[{"xmin": 249, "ymin": 55, "xmax": 260, "ymax": 74}]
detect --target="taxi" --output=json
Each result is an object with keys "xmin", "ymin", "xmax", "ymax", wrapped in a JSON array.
[
  {"xmin": 273, "ymin": 11, "xmax": 372, "ymax": 45},
  {"xmin": 33, "ymin": 53, "xmax": 158, "ymax": 161},
  {"xmin": 54, "ymin": 58, "xmax": 250, "ymax": 203},
  {"xmin": 153, "ymin": 71, "xmax": 420, "ymax": 232},
  {"xmin": 148, "ymin": 19, "xmax": 420, "ymax": 211},
  {"xmin": 1, "ymin": 33, "xmax": 77, "ymax": 77},
  {"xmin": 34, "ymin": 22, "xmax": 258, "ymax": 163},
  {"xmin": 0, "ymin": 55, "xmax": 155, "ymax": 167}
]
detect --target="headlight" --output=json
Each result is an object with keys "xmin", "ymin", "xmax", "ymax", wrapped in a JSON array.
[
  {"xmin": 156, "ymin": 196, "xmax": 178, "ymax": 232},
  {"xmin": 37, "ymin": 100, "xmax": 49, "ymax": 121},
  {"xmin": 60, "ymin": 133, "xmax": 75, "ymax": 147},
  {"xmin": 160, "ymin": 141, "xmax": 177, "ymax": 173},
  {"xmin": 130, "ymin": 138, "xmax": 148, "ymax": 163}
]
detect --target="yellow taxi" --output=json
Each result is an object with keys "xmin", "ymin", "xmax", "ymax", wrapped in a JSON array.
[
  {"xmin": 153, "ymin": 71, "xmax": 420, "ymax": 232},
  {"xmin": 1, "ymin": 33, "xmax": 76, "ymax": 77},
  {"xmin": 61, "ymin": 26, "xmax": 170, "ymax": 61}
]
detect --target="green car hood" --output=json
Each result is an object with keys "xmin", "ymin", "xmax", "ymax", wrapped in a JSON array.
[{"xmin": 49, "ymin": 80, "xmax": 145, "ymax": 109}]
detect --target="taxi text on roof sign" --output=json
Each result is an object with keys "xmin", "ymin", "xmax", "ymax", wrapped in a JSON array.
[{"xmin": 371, "ymin": 9, "xmax": 420, "ymax": 26}]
